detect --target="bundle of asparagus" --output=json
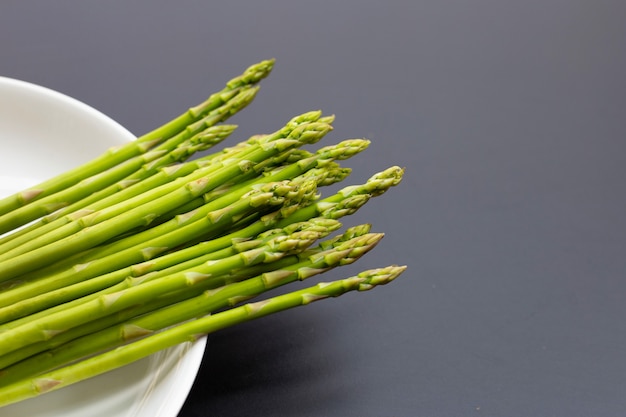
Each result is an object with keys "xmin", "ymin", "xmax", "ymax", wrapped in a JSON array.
[{"xmin": 0, "ymin": 59, "xmax": 406, "ymax": 407}]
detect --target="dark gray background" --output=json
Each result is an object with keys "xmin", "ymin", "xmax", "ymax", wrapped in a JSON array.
[{"xmin": 2, "ymin": 1, "xmax": 626, "ymax": 416}]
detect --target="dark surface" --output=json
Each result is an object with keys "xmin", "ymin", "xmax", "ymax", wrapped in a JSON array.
[{"xmin": 2, "ymin": 1, "xmax": 626, "ymax": 416}]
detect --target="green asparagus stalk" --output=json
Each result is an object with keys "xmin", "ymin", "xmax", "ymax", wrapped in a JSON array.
[
  {"xmin": 0, "ymin": 59, "xmax": 274, "ymax": 217},
  {"xmin": 0, "ymin": 215, "xmax": 339, "ymax": 326},
  {"xmin": 0, "ymin": 218, "xmax": 344, "ymax": 357},
  {"xmin": 0, "ymin": 167, "xmax": 402, "ymax": 330},
  {"xmin": 0, "ymin": 137, "xmax": 353, "ymax": 291},
  {"xmin": 0, "ymin": 265, "xmax": 405, "ymax": 407},
  {"xmin": 0, "ymin": 161, "xmax": 397, "ymax": 309},
  {"xmin": 0, "ymin": 230, "xmax": 383, "ymax": 384},
  {"xmin": 0, "ymin": 222, "xmax": 368, "ymax": 370},
  {"xmin": 0, "ymin": 120, "xmax": 333, "ymax": 282},
  {"xmin": 0, "ymin": 92, "xmax": 248, "ymax": 235},
  {"xmin": 0, "ymin": 179, "xmax": 319, "ymax": 316},
  {"xmin": 0, "ymin": 121, "xmax": 279, "ymax": 254},
  {"xmin": 0, "ymin": 123, "xmax": 239, "ymax": 248},
  {"xmin": 76, "ymin": 161, "xmax": 394, "ymax": 278},
  {"xmin": 150, "ymin": 143, "xmax": 356, "ymax": 237},
  {"xmin": 0, "ymin": 112, "xmax": 330, "ymax": 260}
]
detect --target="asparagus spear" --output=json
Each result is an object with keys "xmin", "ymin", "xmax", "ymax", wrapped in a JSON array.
[
  {"xmin": 0, "ymin": 217, "xmax": 345, "ymax": 356},
  {"xmin": 0, "ymin": 122, "xmax": 239, "ymax": 243},
  {"xmin": 0, "ymin": 59, "xmax": 274, "ymax": 217},
  {"xmin": 0, "ymin": 225, "xmax": 379, "ymax": 379},
  {"xmin": 0, "ymin": 179, "xmax": 319, "ymax": 318},
  {"xmin": 0, "ymin": 161, "xmax": 396, "ymax": 311},
  {"xmin": 0, "ymin": 113, "xmax": 312, "ymax": 253},
  {"xmin": 0, "ymin": 265, "xmax": 405, "ymax": 407},
  {"xmin": 0, "ymin": 119, "xmax": 333, "ymax": 281},
  {"xmin": 0, "ymin": 137, "xmax": 354, "ymax": 290},
  {"xmin": 0, "ymin": 112, "xmax": 330, "ymax": 259},
  {"xmin": 0, "ymin": 222, "xmax": 369, "ymax": 370}
]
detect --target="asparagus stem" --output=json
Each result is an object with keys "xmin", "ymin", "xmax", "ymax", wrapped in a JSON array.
[
  {"xmin": 0, "ymin": 216, "xmax": 339, "ymax": 326},
  {"xmin": 0, "ymin": 123, "xmax": 239, "ymax": 249},
  {"xmin": 21, "ymin": 110, "xmax": 325, "ymax": 248},
  {"xmin": 1, "ymin": 112, "xmax": 329, "ymax": 259},
  {"xmin": 0, "ymin": 219, "xmax": 346, "ymax": 356},
  {"xmin": 0, "ymin": 116, "xmax": 243, "ymax": 236},
  {"xmin": 0, "ymin": 119, "xmax": 333, "ymax": 282},
  {"xmin": 0, "ymin": 179, "xmax": 319, "ymax": 317},
  {"xmin": 0, "ymin": 59, "xmax": 274, "ymax": 217},
  {"xmin": 0, "ymin": 265, "xmax": 405, "ymax": 407},
  {"xmin": 0, "ymin": 164, "xmax": 401, "ymax": 326},
  {"xmin": 0, "ymin": 161, "xmax": 394, "ymax": 310},
  {"xmin": 0, "ymin": 222, "xmax": 367, "ymax": 370},
  {"xmin": 0, "ymin": 225, "xmax": 378, "ymax": 380}
]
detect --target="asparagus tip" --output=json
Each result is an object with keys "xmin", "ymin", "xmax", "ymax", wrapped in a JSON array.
[{"xmin": 356, "ymin": 265, "xmax": 407, "ymax": 290}]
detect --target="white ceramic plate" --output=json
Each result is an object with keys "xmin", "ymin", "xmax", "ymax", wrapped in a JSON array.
[{"xmin": 0, "ymin": 76, "xmax": 206, "ymax": 416}]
